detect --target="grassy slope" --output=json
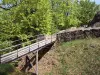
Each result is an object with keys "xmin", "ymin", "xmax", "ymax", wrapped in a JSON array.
[{"xmin": 42, "ymin": 38, "xmax": 100, "ymax": 75}]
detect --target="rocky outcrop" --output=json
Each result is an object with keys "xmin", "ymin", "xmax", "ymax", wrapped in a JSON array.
[{"xmin": 88, "ymin": 11, "xmax": 100, "ymax": 27}]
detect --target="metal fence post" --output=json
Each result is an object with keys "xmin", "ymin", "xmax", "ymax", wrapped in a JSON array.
[
  {"xmin": 29, "ymin": 45, "xmax": 30, "ymax": 52},
  {"xmin": 36, "ymin": 35, "xmax": 39, "ymax": 75},
  {"xmin": 0, "ymin": 51, "xmax": 2, "ymax": 64},
  {"xmin": 51, "ymin": 35, "xmax": 52, "ymax": 42},
  {"xmin": 17, "ymin": 49, "xmax": 18, "ymax": 58},
  {"xmin": 36, "ymin": 50, "xmax": 38, "ymax": 75},
  {"xmin": 45, "ymin": 35, "xmax": 46, "ymax": 45},
  {"xmin": 38, "ymin": 35, "xmax": 39, "ymax": 48},
  {"xmin": 0, "ymin": 53, "xmax": 1, "ymax": 64}
]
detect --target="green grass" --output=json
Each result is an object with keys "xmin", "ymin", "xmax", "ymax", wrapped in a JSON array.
[
  {"xmin": 48, "ymin": 38, "xmax": 100, "ymax": 75},
  {"xmin": 0, "ymin": 64, "xmax": 15, "ymax": 75},
  {"xmin": 0, "ymin": 63, "xmax": 31, "ymax": 75}
]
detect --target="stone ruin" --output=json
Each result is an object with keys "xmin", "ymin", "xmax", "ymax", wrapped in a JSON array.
[
  {"xmin": 88, "ymin": 11, "xmax": 100, "ymax": 27},
  {"xmin": 57, "ymin": 27, "xmax": 100, "ymax": 42}
]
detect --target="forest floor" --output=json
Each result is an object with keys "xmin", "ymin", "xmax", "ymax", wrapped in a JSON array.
[{"xmin": 0, "ymin": 37, "xmax": 100, "ymax": 75}]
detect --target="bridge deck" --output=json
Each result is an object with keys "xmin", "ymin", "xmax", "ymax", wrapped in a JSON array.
[{"xmin": 0, "ymin": 35, "xmax": 56, "ymax": 64}]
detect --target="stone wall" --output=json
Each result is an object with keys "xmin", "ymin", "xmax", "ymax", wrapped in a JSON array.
[{"xmin": 57, "ymin": 27, "xmax": 100, "ymax": 42}]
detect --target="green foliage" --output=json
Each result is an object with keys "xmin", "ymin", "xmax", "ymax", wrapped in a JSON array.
[
  {"xmin": 78, "ymin": 0, "xmax": 99, "ymax": 25},
  {"xmin": 51, "ymin": 0, "xmax": 79, "ymax": 29},
  {"xmin": 36, "ymin": 0, "xmax": 52, "ymax": 34},
  {"xmin": 0, "ymin": 64, "xmax": 15, "ymax": 75},
  {"xmin": 98, "ymin": 5, "xmax": 100, "ymax": 10},
  {"xmin": 0, "ymin": 63, "xmax": 31, "ymax": 75},
  {"xmin": 0, "ymin": 0, "xmax": 99, "ymax": 51}
]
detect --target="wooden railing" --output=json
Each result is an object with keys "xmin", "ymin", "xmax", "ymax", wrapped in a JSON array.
[{"xmin": 0, "ymin": 34, "xmax": 56, "ymax": 64}]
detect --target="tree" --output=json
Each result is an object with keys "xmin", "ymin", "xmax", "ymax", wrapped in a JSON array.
[
  {"xmin": 78, "ymin": 0, "xmax": 99, "ymax": 25},
  {"xmin": 50, "ymin": 0, "xmax": 81, "ymax": 30},
  {"xmin": 0, "ymin": 0, "xmax": 53, "ymax": 41},
  {"xmin": 0, "ymin": 0, "xmax": 99, "ymax": 49}
]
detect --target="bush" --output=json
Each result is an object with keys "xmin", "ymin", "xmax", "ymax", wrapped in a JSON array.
[{"xmin": 0, "ymin": 64, "xmax": 15, "ymax": 75}]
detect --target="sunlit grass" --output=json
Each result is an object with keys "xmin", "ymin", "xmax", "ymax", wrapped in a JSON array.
[{"xmin": 48, "ymin": 38, "xmax": 100, "ymax": 75}]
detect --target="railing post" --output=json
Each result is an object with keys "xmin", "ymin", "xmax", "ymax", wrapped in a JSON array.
[
  {"xmin": 0, "ymin": 51, "xmax": 2, "ymax": 64},
  {"xmin": 36, "ymin": 35, "xmax": 39, "ymax": 75},
  {"xmin": 45, "ymin": 35, "xmax": 46, "ymax": 45},
  {"xmin": 36, "ymin": 50, "xmax": 38, "ymax": 75},
  {"xmin": 38, "ymin": 41, "xmax": 39, "ymax": 48},
  {"xmin": 29, "ymin": 45, "xmax": 30, "ymax": 52},
  {"xmin": 17, "ymin": 49, "xmax": 18, "ymax": 58},
  {"xmin": 51, "ymin": 35, "xmax": 52, "ymax": 42},
  {"xmin": 0, "ymin": 53, "xmax": 1, "ymax": 64}
]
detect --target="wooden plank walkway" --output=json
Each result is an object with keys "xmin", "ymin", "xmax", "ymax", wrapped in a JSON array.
[{"xmin": 0, "ymin": 35, "xmax": 56, "ymax": 64}]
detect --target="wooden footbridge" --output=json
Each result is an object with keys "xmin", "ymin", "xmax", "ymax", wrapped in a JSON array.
[
  {"xmin": 0, "ymin": 34, "xmax": 56, "ymax": 75},
  {"xmin": 0, "ymin": 35, "xmax": 56, "ymax": 64}
]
